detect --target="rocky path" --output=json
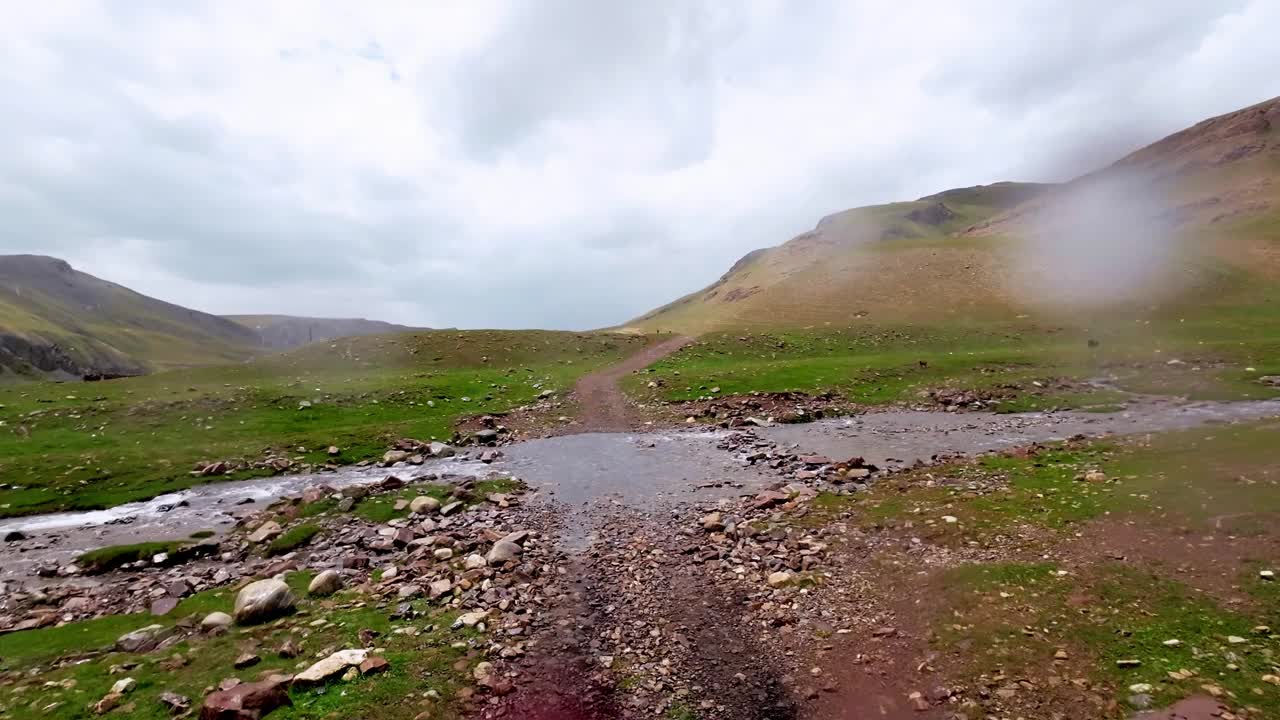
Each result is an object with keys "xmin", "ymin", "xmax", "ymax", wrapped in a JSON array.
[{"xmin": 571, "ymin": 334, "xmax": 692, "ymax": 432}]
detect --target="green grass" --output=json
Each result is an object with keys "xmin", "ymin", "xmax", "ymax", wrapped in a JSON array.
[
  {"xmin": 932, "ymin": 561, "xmax": 1280, "ymax": 716},
  {"xmin": 265, "ymin": 523, "xmax": 322, "ymax": 556},
  {"xmin": 76, "ymin": 541, "xmax": 188, "ymax": 574},
  {"xmin": 0, "ymin": 330, "xmax": 646, "ymax": 517},
  {"xmin": 352, "ymin": 484, "xmax": 452, "ymax": 524},
  {"xmin": 0, "ymin": 571, "xmax": 482, "ymax": 720},
  {"xmin": 629, "ymin": 302, "xmax": 1280, "ymax": 411}
]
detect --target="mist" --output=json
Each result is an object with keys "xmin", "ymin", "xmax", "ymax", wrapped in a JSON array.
[{"xmin": 1008, "ymin": 170, "xmax": 1191, "ymax": 313}]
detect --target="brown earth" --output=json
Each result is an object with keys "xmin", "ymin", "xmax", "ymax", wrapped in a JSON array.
[{"xmin": 567, "ymin": 334, "xmax": 694, "ymax": 432}]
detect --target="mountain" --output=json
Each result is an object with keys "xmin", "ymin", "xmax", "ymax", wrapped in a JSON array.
[
  {"xmin": 224, "ymin": 315, "xmax": 422, "ymax": 349},
  {"xmin": 0, "ymin": 256, "xmax": 424, "ymax": 379},
  {"xmin": 629, "ymin": 96, "xmax": 1280, "ymax": 333},
  {"xmin": 0, "ymin": 255, "xmax": 260, "ymax": 379}
]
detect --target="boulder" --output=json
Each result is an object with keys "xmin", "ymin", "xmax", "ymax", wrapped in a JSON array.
[
  {"xmin": 150, "ymin": 596, "xmax": 181, "ymax": 616},
  {"xmin": 116, "ymin": 624, "xmax": 174, "ymax": 653},
  {"xmin": 293, "ymin": 649, "xmax": 368, "ymax": 686},
  {"xmin": 3, "ymin": 530, "xmax": 25, "ymax": 542},
  {"xmin": 198, "ymin": 678, "xmax": 291, "ymax": 720},
  {"xmin": 233, "ymin": 579, "xmax": 296, "ymax": 625},
  {"xmin": 409, "ymin": 496, "xmax": 441, "ymax": 514},
  {"xmin": 486, "ymin": 540, "xmax": 521, "ymax": 565},
  {"xmin": 428, "ymin": 441, "xmax": 456, "ymax": 458},
  {"xmin": 201, "ymin": 612, "xmax": 233, "ymax": 631},
  {"xmin": 474, "ymin": 429, "xmax": 499, "ymax": 444},
  {"xmin": 308, "ymin": 570, "xmax": 343, "ymax": 597},
  {"xmin": 246, "ymin": 521, "xmax": 282, "ymax": 544},
  {"xmin": 381, "ymin": 450, "xmax": 410, "ymax": 466}
]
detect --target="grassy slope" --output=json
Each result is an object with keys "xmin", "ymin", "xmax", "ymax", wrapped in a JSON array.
[
  {"xmin": 0, "ymin": 329, "xmax": 646, "ymax": 517},
  {"xmin": 0, "ymin": 256, "xmax": 260, "ymax": 376},
  {"xmin": 629, "ymin": 299, "xmax": 1280, "ymax": 412},
  {"xmin": 629, "ymin": 99, "xmax": 1280, "ymax": 336}
]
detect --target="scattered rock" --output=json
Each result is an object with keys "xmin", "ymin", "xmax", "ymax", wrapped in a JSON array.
[
  {"xmin": 246, "ymin": 521, "xmax": 283, "ymax": 544},
  {"xmin": 198, "ymin": 678, "xmax": 291, "ymax": 720},
  {"xmin": 293, "ymin": 649, "xmax": 369, "ymax": 686},
  {"xmin": 308, "ymin": 569, "xmax": 343, "ymax": 597},
  {"xmin": 201, "ymin": 612, "xmax": 233, "ymax": 632},
  {"xmin": 410, "ymin": 496, "xmax": 441, "ymax": 514},
  {"xmin": 233, "ymin": 579, "xmax": 296, "ymax": 625},
  {"xmin": 116, "ymin": 624, "xmax": 174, "ymax": 653}
]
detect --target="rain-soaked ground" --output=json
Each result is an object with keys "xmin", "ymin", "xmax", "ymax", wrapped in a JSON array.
[{"xmin": 3, "ymin": 395, "xmax": 1279, "ymax": 580}]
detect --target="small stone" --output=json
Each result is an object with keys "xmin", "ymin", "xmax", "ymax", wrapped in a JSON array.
[
  {"xmin": 1129, "ymin": 683, "xmax": 1153, "ymax": 694},
  {"xmin": 439, "ymin": 501, "xmax": 463, "ymax": 516},
  {"xmin": 1260, "ymin": 569, "xmax": 1275, "ymax": 581},
  {"xmin": 1226, "ymin": 635, "xmax": 1247, "ymax": 644},
  {"xmin": 428, "ymin": 579, "xmax": 453, "ymax": 598},
  {"xmin": 233, "ymin": 653, "xmax": 260, "ymax": 669},
  {"xmin": 941, "ymin": 515, "xmax": 958, "ymax": 524},
  {"xmin": 1162, "ymin": 639, "xmax": 1181, "ymax": 647},
  {"xmin": 359, "ymin": 656, "xmax": 390, "ymax": 675},
  {"xmin": 1083, "ymin": 470, "xmax": 1107, "ymax": 483},
  {"xmin": 433, "ymin": 548, "xmax": 454, "ymax": 561},
  {"xmin": 464, "ymin": 554, "xmax": 487, "ymax": 570},
  {"xmin": 1116, "ymin": 659, "xmax": 1141, "ymax": 668},
  {"xmin": 246, "ymin": 521, "xmax": 283, "ymax": 543},
  {"xmin": 157, "ymin": 691, "xmax": 190, "ymax": 714},
  {"xmin": 767, "ymin": 571, "xmax": 794, "ymax": 588},
  {"xmin": 111, "ymin": 678, "xmax": 137, "ymax": 695}
]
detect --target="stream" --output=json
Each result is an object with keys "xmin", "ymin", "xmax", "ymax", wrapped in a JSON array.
[{"xmin": 2, "ymin": 396, "xmax": 1278, "ymax": 580}]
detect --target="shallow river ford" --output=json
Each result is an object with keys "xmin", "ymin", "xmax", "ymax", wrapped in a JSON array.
[{"xmin": 3, "ymin": 396, "xmax": 1278, "ymax": 579}]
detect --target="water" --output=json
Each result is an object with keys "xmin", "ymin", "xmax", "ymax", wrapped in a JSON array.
[{"xmin": 3, "ymin": 397, "xmax": 1278, "ymax": 579}]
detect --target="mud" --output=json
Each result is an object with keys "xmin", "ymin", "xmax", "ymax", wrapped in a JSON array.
[{"xmin": 572, "ymin": 334, "xmax": 693, "ymax": 432}]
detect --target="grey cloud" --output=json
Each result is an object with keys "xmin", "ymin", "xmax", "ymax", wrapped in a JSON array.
[
  {"xmin": 447, "ymin": 0, "xmax": 717, "ymax": 168},
  {"xmin": 2, "ymin": 1, "xmax": 1278, "ymax": 330}
]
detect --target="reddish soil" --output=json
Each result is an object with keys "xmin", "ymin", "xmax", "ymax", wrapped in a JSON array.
[
  {"xmin": 571, "ymin": 334, "xmax": 693, "ymax": 432},
  {"xmin": 1060, "ymin": 515, "xmax": 1280, "ymax": 608}
]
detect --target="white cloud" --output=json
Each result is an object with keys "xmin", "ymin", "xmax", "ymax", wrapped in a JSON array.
[{"xmin": 1, "ymin": 0, "xmax": 1277, "ymax": 328}]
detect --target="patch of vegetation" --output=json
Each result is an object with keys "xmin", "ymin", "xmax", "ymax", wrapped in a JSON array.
[
  {"xmin": 629, "ymin": 305, "xmax": 1280, "ymax": 411},
  {"xmin": 352, "ymin": 484, "xmax": 452, "ymax": 524},
  {"xmin": 76, "ymin": 541, "xmax": 187, "ymax": 574},
  {"xmin": 0, "ymin": 330, "xmax": 647, "ymax": 517},
  {"xmin": 933, "ymin": 561, "xmax": 1279, "ymax": 716},
  {"xmin": 265, "ymin": 523, "xmax": 322, "ymax": 556},
  {"xmin": 473, "ymin": 477, "xmax": 522, "ymax": 496},
  {"xmin": 187, "ymin": 529, "xmax": 215, "ymax": 539},
  {"xmin": 0, "ymin": 572, "xmax": 481, "ymax": 720}
]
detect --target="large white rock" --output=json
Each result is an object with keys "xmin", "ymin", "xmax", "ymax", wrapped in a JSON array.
[
  {"xmin": 308, "ymin": 570, "xmax": 343, "ymax": 597},
  {"xmin": 410, "ymin": 496, "xmax": 441, "ymax": 514},
  {"xmin": 294, "ymin": 649, "xmax": 369, "ymax": 685},
  {"xmin": 200, "ymin": 611, "xmax": 233, "ymax": 631},
  {"xmin": 234, "ymin": 578, "xmax": 296, "ymax": 624}
]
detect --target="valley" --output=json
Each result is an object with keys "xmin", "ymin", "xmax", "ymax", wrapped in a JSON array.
[{"xmin": 1, "ymin": 97, "xmax": 1279, "ymax": 720}]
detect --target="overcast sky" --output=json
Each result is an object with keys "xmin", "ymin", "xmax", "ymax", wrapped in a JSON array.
[{"xmin": 2, "ymin": 1, "xmax": 1277, "ymax": 329}]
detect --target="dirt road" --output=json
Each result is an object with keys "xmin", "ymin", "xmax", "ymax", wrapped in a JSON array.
[{"xmin": 571, "ymin": 334, "xmax": 693, "ymax": 432}]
